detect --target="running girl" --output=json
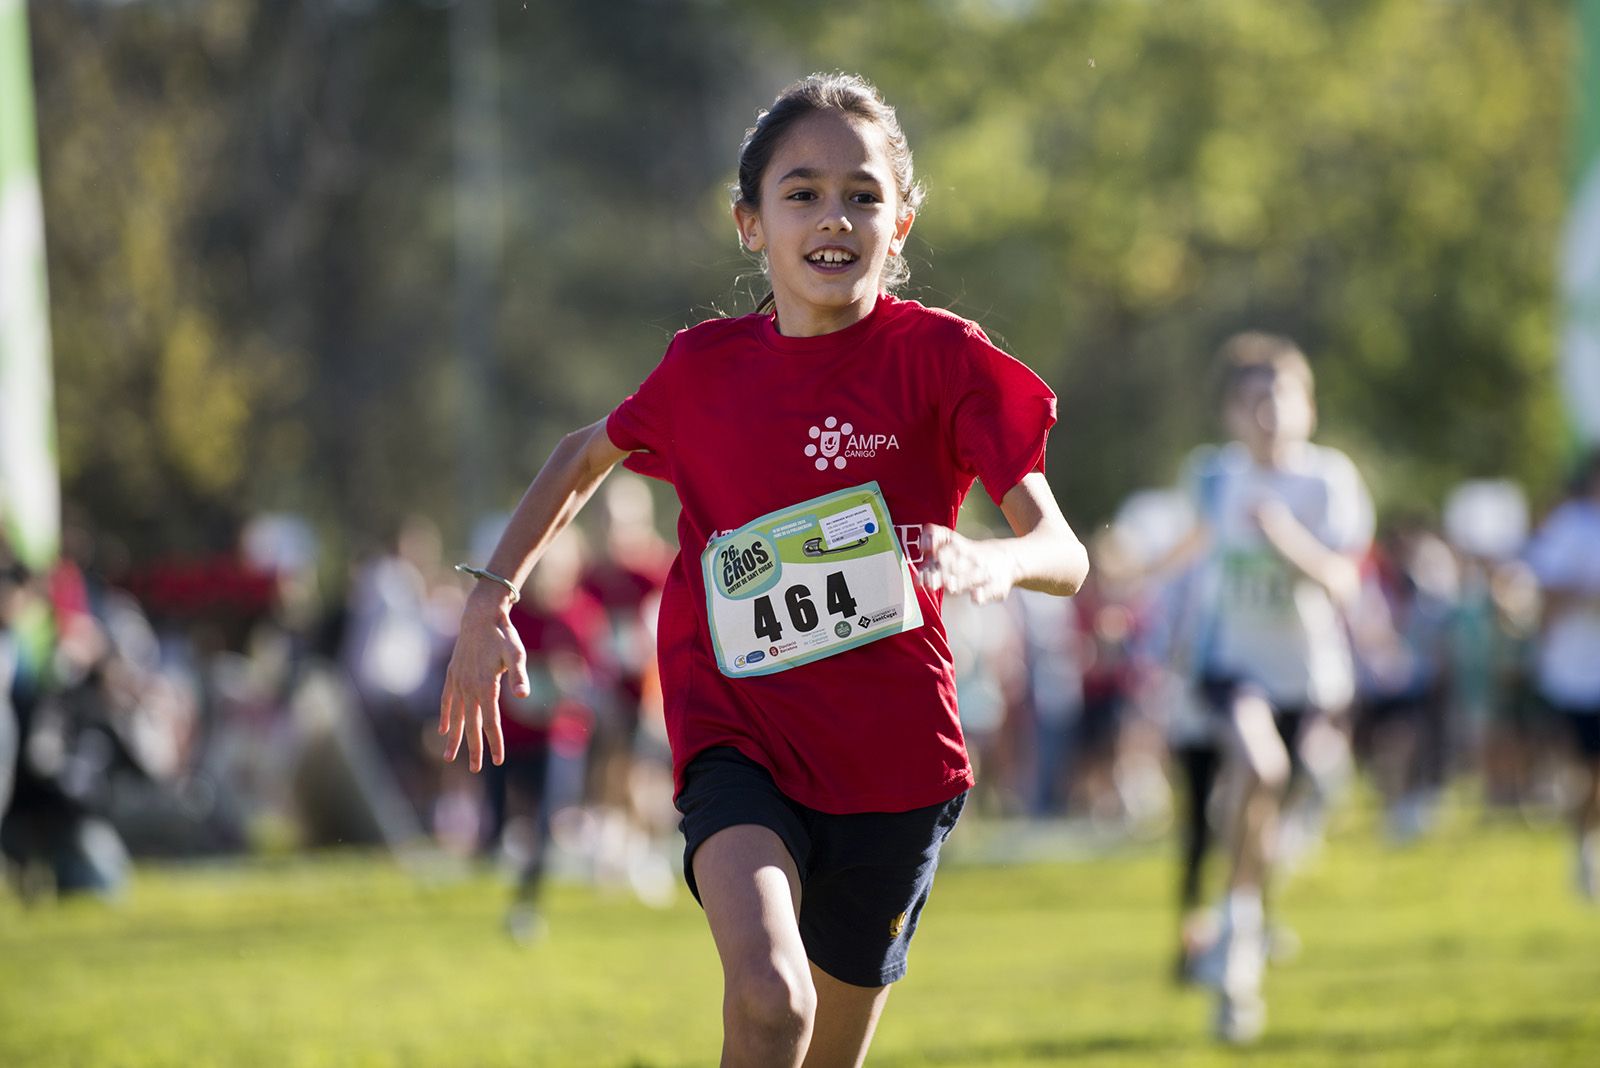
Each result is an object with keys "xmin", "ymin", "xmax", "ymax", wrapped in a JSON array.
[
  {"xmin": 1156, "ymin": 333, "xmax": 1373, "ymax": 1043},
  {"xmin": 1525, "ymin": 450, "xmax": 1600, "ymax": 901},
  {"xmin": 439, "ymin": 73, "xmax": 1088, "ymax": 1067}
]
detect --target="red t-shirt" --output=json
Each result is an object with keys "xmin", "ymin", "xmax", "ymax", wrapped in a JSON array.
[
  {"xmin": 605, "ymin": 295, "xmax": 1056, "ymax": 813},
  {"xmin": 581, "ymin": 555, "xmax": 669, "ymax": 703}
]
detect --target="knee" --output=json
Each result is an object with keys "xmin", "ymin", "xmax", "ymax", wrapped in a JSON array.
[
  {"xmin": 725, "ymin": 956, "xmax": 816, "ymax": 1050},
  {"xmin": 1256, "ymin": 752, "xmax": 1292, "ymax": 793},
  {"xmin": 1236, "ymin": 745, "xmax": 1291, "ymax": 794}
]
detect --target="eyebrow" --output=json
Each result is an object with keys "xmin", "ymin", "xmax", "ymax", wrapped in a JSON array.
[{"xmin": 775, "ymin": 167, "xmax": 885, "ymax": 186}]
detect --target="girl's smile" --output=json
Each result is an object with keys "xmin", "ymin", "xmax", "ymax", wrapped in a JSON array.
[{"xmin": 805, "ymin": 245, "xmax": 859, "ymax": 273}]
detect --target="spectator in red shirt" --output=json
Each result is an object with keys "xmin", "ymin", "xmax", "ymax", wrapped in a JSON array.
[{"xmin": 485, "ymin": 527, "xmax": 611, "ymax": 941}]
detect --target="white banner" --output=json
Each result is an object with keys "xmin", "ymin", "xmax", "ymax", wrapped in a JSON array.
[
  {"xmin": 0, "ymin": 0, "xmax": 60, "ymax": 569},
  {"xmin": 1561, "ymin": 0, "xmax": 1600, "ymax": 446}
]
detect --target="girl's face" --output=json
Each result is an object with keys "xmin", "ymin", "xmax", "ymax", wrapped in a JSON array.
[
  {"xmin": 734, "ymin": 110, "xmax": 914, "ymax": 338},
  {"xmin": 1226, "ymin": 367, "xmax": 1316, "ymax": 453}
]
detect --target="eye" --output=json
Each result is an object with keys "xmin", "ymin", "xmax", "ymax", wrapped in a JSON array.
[
  {"xmin": 785, "ymin": 189, "xmax": 816, "ymax": 201},
  {"xmin": 850, "ymin": 192, "xmax": 883, "ymax": 205}
]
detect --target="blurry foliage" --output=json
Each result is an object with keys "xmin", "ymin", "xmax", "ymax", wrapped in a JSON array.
[
  {"xmin": 29, "ymin": 0, "xmax": 1573, "ymax": 563},
  {"xmin": 772, "ymin": 0, "xmax": 1571, "ymax": 523}
]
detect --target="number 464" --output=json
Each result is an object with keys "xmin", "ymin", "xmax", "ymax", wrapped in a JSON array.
[{"xmin": 752, "ymin": 571, "xmax": 857, "ymax": 643}]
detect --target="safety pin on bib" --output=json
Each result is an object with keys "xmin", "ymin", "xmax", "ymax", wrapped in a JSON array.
[{"xmin": 802, "ymin": 536, "xmax": 869, "ymax": 557}]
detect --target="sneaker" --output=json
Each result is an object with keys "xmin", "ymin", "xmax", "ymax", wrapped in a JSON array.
[
  {"xmin": 504, "ymin": 904, "xmax": 549, "ymax": 945},
  {"xmin": 1222, "ymin": 918, "xmax": 1267, "ymax": 997},
  {"xmin": 1175, "ymin": 910, "xmax": 1221, "ymax": 986},
  {"xmin": 1196, "ymin": 902, "xmax": 1269, "ymax": 1043},
  {"xmin": 1266, "ymin": 922, "xmax": 1301, "ymax": 965},
  {"xmin": 1577, "ymin": 839, "xmax": 1598, "ymax": 903},
  {"xmin": 1192, "ymin": 910, "xmax": 1266, "ymax": 997},
  {"xmin": 1214, "ymin": 989, "xmax": 1266, "ymax": 1045}
]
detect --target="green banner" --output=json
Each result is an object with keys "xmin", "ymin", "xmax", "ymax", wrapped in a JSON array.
[
  {"xmin": 0, "ymin": 0, "xmax": 60, "ymax": 569},
  {"xmin": 1563, "ymin": 0, "xmax": 1600, "ymax": 446}
]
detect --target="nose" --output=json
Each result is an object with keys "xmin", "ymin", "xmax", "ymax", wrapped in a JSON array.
[{"xmin": 818, "ymin": 195, "xmax": 853, "ymax": 233}]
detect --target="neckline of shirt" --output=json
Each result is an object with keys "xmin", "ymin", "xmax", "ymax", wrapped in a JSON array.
[{"xmin": 754, "ymin": 293, "xmax": 899, "ymax": 354}]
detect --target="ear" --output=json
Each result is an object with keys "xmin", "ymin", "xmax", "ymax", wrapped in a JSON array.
[
  {"xmin": 888, "ymin": 209, "xmax": 915, "ymax": 256},
  {"xmin": 732, "ymin": 202, "xmax": 764, "ymax": 253}
]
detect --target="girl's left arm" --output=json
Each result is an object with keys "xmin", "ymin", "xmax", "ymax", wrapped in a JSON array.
[{"xmin": 920, "ymin": 472, "xmax": 1089, "ymax": 604}]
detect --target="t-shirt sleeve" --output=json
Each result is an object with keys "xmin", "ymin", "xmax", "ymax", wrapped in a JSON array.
[
  {"xmin": 607, "ymin": 334, "xmax": 681, "ymax": 483},
  {"xmin": 1526, "ymin": 506, "xmax": 1580, "ymax": 587},
  {"xmin": 946, "ymin": 324, "xmax": 1058, "ymax": 505},
  {"xmin": 1319, "ymin": 449, "xmax": 1375, "ymax": 554},
  {"xmin": 1181, "ymin": 445, "xmax": 1226, "ymax": 525}
]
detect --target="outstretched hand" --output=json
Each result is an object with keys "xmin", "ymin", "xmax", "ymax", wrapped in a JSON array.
[
  {"xmin": 916, "ymin": 523, "xmax": 1020, "ymax": 605},
  {"xmin": 438, "ymin": 590, "xmax": 531, "ymax": 772}
]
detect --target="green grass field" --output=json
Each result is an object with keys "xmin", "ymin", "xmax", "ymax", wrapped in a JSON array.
[{"xmin": 3, "ymin": 803, "xmax": 1598, "ymax": 1067}]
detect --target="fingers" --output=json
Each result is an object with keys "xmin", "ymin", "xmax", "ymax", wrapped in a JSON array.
[
  {"xmin": 918, "ymin": 524, "xmax": 954, "ymax": 592},
  {"xmin": 922, "ymin": 525, "xmax": 975, "ymax": 594},
  {"xmin": 465, "ymin": 704, "xmax": 482, "ymax": 772},
  {"xmin": 484, "ymin": 702, "xmax": 505, "ymax": 768},
  {"xmin": 443, "ymin": 692, "xmax": 503, "ymax": 771},
  {"xmin": 487, "ymin": 631, "xmax": 523, "ymax": 765},
  {"xmin": 443, "ymin": 689, "xmax": 468, "ymax": 763},
  {"xmin": 441, "ymin": 625, "xmax": 519, "ymax": 768},
  {"xmin": 921, "ymin": 524, "xmax": 1011, "ymax": 603},
  {"xmin": 438, "ymin": 680, "xmax": 455, "ymax": 736},
  {"xmin": 468, "ymin": 675, "xmax": 506, "ymax": 773},
  {"xmin": 507, "ymin": 630, "xmax": 531, "ymax": 699}
]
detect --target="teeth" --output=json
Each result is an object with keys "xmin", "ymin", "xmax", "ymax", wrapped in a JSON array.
[{"xmin": 809, "ymin": 249, "xmax": 855, "ymax": 264}]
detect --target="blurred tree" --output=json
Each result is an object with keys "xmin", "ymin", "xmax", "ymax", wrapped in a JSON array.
[
  {"xmin": 33, "ymin": 0, "xmax": 767, "ymax": 563},
  {"xmin": 760, "ymin": 0, "xmax": 1570, "ymax": 522},
  {"xmin": 29, "ymin": 0, "xmax": 1572, "ymax": 567}
]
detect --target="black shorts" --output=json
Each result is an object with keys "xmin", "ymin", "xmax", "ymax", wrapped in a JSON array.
[
  {"xmin": 1199, "ymin": 674, "xmax": 1307, "ymax": 750},
  {"xmin": 1550, "ymin": 704, "xmax": 1600, "ymax": 760},
  {"xmin": 676, "ymin": 747, "xmax": 966, "ymax": 988}
]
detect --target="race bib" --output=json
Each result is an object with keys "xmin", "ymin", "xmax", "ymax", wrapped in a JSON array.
[
  {"xmin": 1219, "ymin": 548, "xmax": 1296, "ymax": 615},
  {"xmin": 702, "ymin": 482, "xmax": 924, "ymax": 678}
]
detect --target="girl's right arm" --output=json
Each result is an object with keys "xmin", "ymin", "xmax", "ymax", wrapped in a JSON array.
[{"xmin": 438, "ymin": 417, "xmax": 631, "ymax": 772}]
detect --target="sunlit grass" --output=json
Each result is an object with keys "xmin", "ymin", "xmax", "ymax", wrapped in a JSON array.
[{"xmin": 2, "ymin": 801, "xmax": 1598, "ymax": 1067}]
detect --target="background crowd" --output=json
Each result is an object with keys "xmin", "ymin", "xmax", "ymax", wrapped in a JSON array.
[{"xmin": 5, "ymin": 451, "xmax": 1597, "ymax": 918}]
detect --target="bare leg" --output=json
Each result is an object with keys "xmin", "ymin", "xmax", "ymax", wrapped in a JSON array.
[
  {"xmin": 1208, "ymin": 692, "xmax": 1290, "ymax": 1044},
  {"xmin": 1578, "ymin": 758, "xmax": 1600, "ymax": 839},
  {"xmin": 1226, "ymin": 694, "xmax": 1291, "ymax": 896},
  {"xmin": 1576, "ymin": 757, "xmax": 1600, "ymax": 900},
  {"xmin": 800, "ymin": 964, "xmax": 891, "ymax": 1068},
  {"xmin": 693, "ymin": 825, "xmax": 816, "ymax": 1068}
]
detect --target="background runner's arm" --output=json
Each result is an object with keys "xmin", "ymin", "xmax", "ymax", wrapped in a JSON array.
[
  {"xmin": 1252, "ymin": 499, "xmax": 1360, "ymax": 607},
  {"xmin": 1140, "ymin": 522, "xmax": 1211, "ymax": 580},
  {"xmin": 1538, "ymin": 583, "xmax": 1600, "ymax": 619},
  {"xmin": 441, "ymin": 418, "xmax": 630, "ymax": 771}
]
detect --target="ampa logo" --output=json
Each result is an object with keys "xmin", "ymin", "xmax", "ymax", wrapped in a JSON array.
[
  {"xmin": 805, "ymin": 415, "xmax": 900, "ymax": 472},
  {"xmin": 806, "ymin": 416, "xmax": 852, "ymax": 471}
]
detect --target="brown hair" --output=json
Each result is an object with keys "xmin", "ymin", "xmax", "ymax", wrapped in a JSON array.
[
  {"xmin": 1216, "ymin": 331, "xmax": 1315, "ymax": 400},
  {"xmin": 735, "ymin": 73, "xmax": 925, "ymax": 313}
]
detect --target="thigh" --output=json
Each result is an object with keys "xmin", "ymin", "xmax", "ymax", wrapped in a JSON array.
[
  {"xmin": 1561, "ymin": 710, "xmax": 1600, "ymax": 762},
  {"xmin": 677, "ymin": 747, "xmax": 811, "ymax": 904},
  {"xmin": 0, "ymin": 704, "xmax": 15, "ymax": 816},
  {"xmin": 693, "ymin": 824, "xmax": 811, "ymax": 991},
  {"xmin": 1223, "ymin": 689, "xmax": 1291, "ymax": 786}
]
